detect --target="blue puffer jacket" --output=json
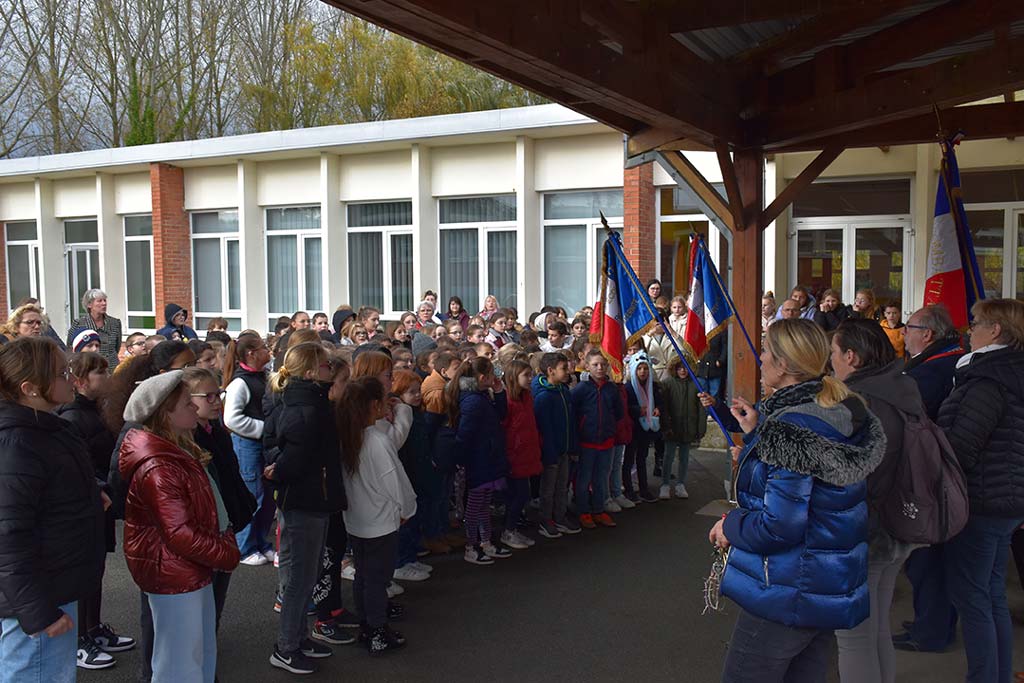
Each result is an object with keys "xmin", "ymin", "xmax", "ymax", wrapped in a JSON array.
[
  {"xmin": 721, "ymin": 380, "xmax": 886, "ymax": 631},
  {"xmin": 570, "ymin": 377, "xmax": 623, "ymax": 448},
  {"xmin": 454, "ymin": 378, "xmax": 509, "ymax": 488},
  {"xmin": 532, "ymin": 375, "xmax": 576, "ymax": 466}
]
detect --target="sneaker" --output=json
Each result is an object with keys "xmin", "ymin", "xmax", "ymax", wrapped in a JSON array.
[
  {"xmin": 240, "ymin": 551, "xmax": 269, "ymax": 566},
  {"xmin": 408, "ymin": 561, "xmax": 433, "ymax": 573},
  {"xmin": 659, "ymin": 485, "xmax": 671, "ymax": 500},
  {"xmin": 538, "ymin": 519, "xmax": 562, "ymax": 538},
  {"xmin": 674, "ymin": 483, "xmax": 689, "ymax": 499},
  {"xmin": 416, "ymin": 547, "xmax": 431, "ymax": 557},
  {"xmin": 481, "ymin": 541, "xmax": 512, "ymax": 559},
  {"xmin": 331, "ymin": 608, "xmax": 362, "ymax": 629},
  {"xmin": 270, "ymin": 646, "xmax": 317, "ymax": 674},
  {"xmin": 386, "ymin": 581, "xmax": 405, "ymax": 597},
  {"xmin": 639, "ymin": 490, "xmax": 659, "ymax": 504},
  {"xmin": 605, "ymin": 498, "xmax": 622, "ymax": 513},
  {"xmin": 500, "ymin": 529, "xmax": 529, "ymax": 549},
  {"xmin": 393, "ymin": 565, "xmax": 430, "ymax": 582},
  {"xmin": 312, "ymin": 620, "xmax": 356, "ymax": 645},
  {"xmin": 273, "ymin": 550, "xmax": 280, "ymax": 567},
  {"xmin": 262, "ymin": 549, "xmax": 277, "ymax": 563},
  {"xmin": 517, "ymin": 530, "xmax": 536, "ymax": 547},
  {"xmin": 341, "ymin": 564, "xmax": 356, "ymax": 581},
  {"xmin": 274, "ymin": 593, "xmax": 283, "ymax": 613},
  {"xmin": 464, "ymin": 544, "xmax": 495, "ymax": 565},
  {"xmin": 626, "ymin": 491, "xmax": 641, "ymax": 503},
  {"xmin": 555, "ymin": 518, "xmax": 582, "ymax": 535},
  {"xmin": 388, "ymin": 601, "xmax": 405, "ymax": 621},
  {"xmin": 579, "ymin": 513, "xmax": 597, "ymax": 529},
  {"xmin": 77, "ymin": 636, "xmax": 116, "ymax": 670},
  {"xmin": 615, "ymin": 494, "xmax": 636, "ymax": 509},
  {"xmin": 366, "ymin": 626, "xmax": 406, "ymax": 657},
  {"xmin": 300, "ymin": 638, "xmax": 333, "ymax": 658},
  {"xmin": 90, "ymin": 623, "xmax": 135, "ymax": 652},
  {"xmin": 594, "ymin": 512, "xmax": 617, "ymax": 527}
]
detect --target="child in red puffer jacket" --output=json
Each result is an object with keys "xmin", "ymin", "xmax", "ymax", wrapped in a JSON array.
[{"xmin": 500, "ymin": 360, "xmax": 542, "ymax": 550}]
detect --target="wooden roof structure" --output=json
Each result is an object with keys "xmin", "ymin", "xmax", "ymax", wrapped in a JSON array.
[{"xmin": 320, "ymin": 0, "xmax": 1024, "ymax": 396}]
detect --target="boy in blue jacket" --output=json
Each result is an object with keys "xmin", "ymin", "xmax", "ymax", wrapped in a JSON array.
[
  {"xmin": 532, "ymin": 352, "xmax": 580, "ymax": 538},
  {"xmin": 571, "ymin": 349, "xmax": 624, "ymax": 528}
]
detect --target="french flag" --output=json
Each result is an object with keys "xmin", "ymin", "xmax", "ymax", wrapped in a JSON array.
[
  {"xmin": 923, "ymin": 134, "xmax": 984, "ymax": 329},
  {"xmin": 683, "ymin": 236, "xmax": 733, "ymax": 361}
]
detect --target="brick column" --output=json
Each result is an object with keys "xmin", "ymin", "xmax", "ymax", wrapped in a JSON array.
[
  {"xmin": 0, "ymin": 226, "xmax": 7, "ymax": 323},
  {"xmin": 623, "ymin": 161, "xmax": 657, "ymax": 284},
  {"xmin": 150, "ymin": 163, "xmax": 192, "ymax": 327}
]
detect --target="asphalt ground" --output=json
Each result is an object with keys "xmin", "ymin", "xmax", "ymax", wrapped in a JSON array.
[{"xmin": 81, "ymin": 449, "xmax": 1024, "ymax": 682}]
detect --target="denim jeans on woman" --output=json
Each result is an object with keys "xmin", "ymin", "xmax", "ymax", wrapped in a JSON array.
[
  {"xmin": 721, "ymin": 609, "xmax": 833, "ymax": 683},
  {"xmin": 147, "ymin": 584, "xmax": 216, "ymax": 683},
  {"xmin": 944, "ymin": 514, "xmax": 1024, "ymax": 683},
  {"xmin": 0, "ymin": 601, "xmax": 77, "ymax": 683},
  {"xmin": 836, "ymin": 543, "xmax": 914, "ymax": 683},
  {"xmin": 276, "ymin": 508, "xmax": 329, "ymax": 655},
  {"xmin": 232, "ymin": 434, "xmax": 275, "ymax": 557}
]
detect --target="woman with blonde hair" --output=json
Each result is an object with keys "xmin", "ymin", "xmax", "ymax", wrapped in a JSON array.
[
  {"xmin": 0, "ymin": 303, "xmax": 47, "ymax": 343},
  {"xmin": 851, "ymin": 288, "xmax": 879, "ymax": 321},
  {"xmin": 707, "ymin": 318, "xmax": 885, "ymax": 682},
  {"xmin": 263, "ymin": 342, "xmax": 346, "ymax": 673}
]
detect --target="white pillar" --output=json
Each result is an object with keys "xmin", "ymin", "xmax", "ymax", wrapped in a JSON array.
[
  {"xmin": 763, "ymin": 159, "xmax": 778, "ymax": 296},
  {"xmin": 411, "ymin": 144, "xmax": 436, "ymax": 299},
  {"xmin": 771, "ymin": 156, "xmax": 791, "ymax": 298},
  {"xmin": 35, "ymin": 178, "xmax": 66, "ymax": 335},
  {"xmin": 237, "ymin": 160, "xmax": 266, "ymax": 331},
  {"xmin": 95, "ymin": 173, "xmax": 126, "ymax": 324},
  {"xmin": 321, "ymin": 153, "xmax": 346, "ymax": 309},
  {"xmin": 911, "ymin": 143, "xmax": 938, "ymax": 315},
  {"xmin": 516, "ymin": 136, "xmax": 539, "ymax": 319}
]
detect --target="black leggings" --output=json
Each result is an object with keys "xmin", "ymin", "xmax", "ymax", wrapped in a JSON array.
[
  {"xmin": 350, "ymin": 531, "xmax": 399, "ymax": 629},
  {"xmin": 315, "ymin": 512, "xmax": 348, "ymax": 622},
  {"xmin": 78, "ymin": 556, "xmax": 106, "ymax": 637},
  {"xmin": 623, "ymin": 431, "xmax": 654, "ymax": 494}
]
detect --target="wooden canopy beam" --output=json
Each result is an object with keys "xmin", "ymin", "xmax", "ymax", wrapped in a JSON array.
[
  {"xmin": 731, "ymin": 149, "xmax": 764, "ymax": 402},
  {"xmin": 715, "ymin": 141, "xmax": 745, "ymax": 230},
  {"xmin": 657, "ymin": 151, "xmax": 736, "ymax": 233},
  {"xmin": 760, "ymin": 144, "xmax": 843, "ymax": 229},
  {"xmin": 752, "ymin": 34, "xmax": 1024, "ymax": 148}
]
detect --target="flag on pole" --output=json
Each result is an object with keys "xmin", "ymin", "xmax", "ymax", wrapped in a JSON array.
[
  {"xmin": 923, "ymin": 134, "xmax": 985, "ymax": 329},
  {"xmin": 590, "ymin": 232, "xmax": 660, "ymax": 381},
  {"xmin": 682, "ymin": 236, "xmax": 734, "ymax": 361}
]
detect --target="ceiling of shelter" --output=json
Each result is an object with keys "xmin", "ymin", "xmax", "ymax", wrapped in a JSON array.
[{"xmin": 320, "ymin": 0, "xmax": 1024, "ymax": 153}]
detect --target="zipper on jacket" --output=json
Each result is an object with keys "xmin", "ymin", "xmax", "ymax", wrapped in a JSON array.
[
  {"xmin": 762, "ymin": 556, "xmax": 771, "ymax": 587},
  {"xmin": 321, "ymin": 466, "xmax": 328, "ymax": 500}
]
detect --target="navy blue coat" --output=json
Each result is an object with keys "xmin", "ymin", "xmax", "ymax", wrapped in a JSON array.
[
  {"xmin": 454, "ymin": 378, "xmax": 509, "ymax": 488},
  {"xmin": 531, "ymin": 375, "xmax": 576, "ymax": 466},
  {"xmin": 570, "ymin": 377, "xmax": 623, "ymax": 448},
  {"xmin": 721, "ymin": 381, "xmax": 886, "ymax": 631},
  {"xmin": 903, "ymin": 338, "xmax": 964, "ymax": 420}
]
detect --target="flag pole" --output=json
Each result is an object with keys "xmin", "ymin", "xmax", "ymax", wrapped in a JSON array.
[
  {"xmin": 692, "ymin": 232, "xmax": 762, "ymax": 368},
  {"xmin": 600, "ymin": 213, "xmax": 736, "ymax": 448}
]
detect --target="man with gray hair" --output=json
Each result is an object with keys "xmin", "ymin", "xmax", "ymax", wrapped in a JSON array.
[
  {"xmin": 66, "ymin": 289, "xmax": 122, "ymax": 370},
  {"xmin": 894, "ymin": 303, "xmax": 965, "ymax": 654}
]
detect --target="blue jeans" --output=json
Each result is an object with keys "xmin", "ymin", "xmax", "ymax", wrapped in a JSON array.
[
  {"xmin": 945, "ymin": 515, "xmax": 1024, "ymax": 683},
  {"xmin": 722, "ymin": 609, "xmax": 832, "ymax": 682},
  {"xmin": 505, "ymin": 477, "xmax": 531, "ymax": 530},
  {"xmin": 610, "ymin": 444, "xmax": 625, "ymax": 497},
  {"xmin": 904, "ymin": 544, "xmax": 957, "ymax": 649},
  {"xmin": 277, "ymin": 509, "xmax": 329, "ymax": 654},
  {"xmin": 0, "ymin": 601, "xmax": 77, "ymax": 683},
  {"xmin": 663, "ymin": 441, "xmax": 690, "ymax": 484},
  {"xmin": 232, "ymin": 434, "xmax": 275, "ymax": 556},
  {"xmin": 704, "ymin": 376, "xmax": 723, "ymax": 400},
  {"xmin": 147, "ymin": 585, "xmax": 216, "ymax": 683},
  {"xmin": 575, "ymin": 447, "xmax": 612, "ymax": 514}
]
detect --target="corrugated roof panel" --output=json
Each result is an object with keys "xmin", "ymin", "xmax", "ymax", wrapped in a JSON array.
[{"xmin": 671, "ymin": 19, "xmax": 798, "ymax": 61}]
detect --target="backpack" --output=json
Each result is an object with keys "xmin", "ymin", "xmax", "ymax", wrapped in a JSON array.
[{"xmin": 879, "ymin": 407, "xmax": 969, "ymax": 544}]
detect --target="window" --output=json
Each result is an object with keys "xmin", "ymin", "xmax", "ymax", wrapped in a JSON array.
[
  {"xmin": 4, "ymin": 221, "xmax": 40, "ymax": 309},
  {"xmin": 792, "ymin": 179, "xmax": 911, "ymax": 218},
  {"xmin": 266, "ymin": 206, "xmax": 322, "ymax": 329},
  {"xmin": 124, "ymin": 215, "xmax": 156, "ymax": 329},
  {"xmin": 657, "ymin": 187, "xmax": 729, "ymax": 300},
  {"xmin": 347, "ymin": 200, "xmax": 414, "ymax": 316},
  {"xmin": 190, "ymin": 210, "xmax": 241, "ymax": 331},
  {"xmin": 64, "ymin": 219, "xmax": 100, "ymax": 322},
  {"xmin": 961, "ymin": 170, "xmax": 1024, "ymax": 300},
  {"xmin": 438, "ymin": 194, "xmax": 517, "ymax": 313},
  {"xmin": 542, "ymin": 190, "xmax": 623, "ymax": 314}
]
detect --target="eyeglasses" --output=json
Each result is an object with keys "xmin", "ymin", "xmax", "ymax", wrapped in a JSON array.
[
  {"xmin": 21, "ymin": 319, "xmax": 43, "ymax": 327},
  {"xmin": 128, "ymin": 340, "xmax": 146, "ymax": 348},
  {"xmin": 969, "ymin": 320, "xmax": 991, "ymax": 331},
  {"xmin": 190, "ymin": 391, "xmax": 221, "ymax": 404}
]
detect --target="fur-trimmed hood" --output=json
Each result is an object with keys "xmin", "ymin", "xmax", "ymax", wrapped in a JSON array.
[{"xmin": 756, "ymin": 380, "xmax": 886, "ymax": 487}]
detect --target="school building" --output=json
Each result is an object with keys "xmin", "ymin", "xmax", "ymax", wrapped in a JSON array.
[{"xmin": 0, "ymin": 103, "xmax": 1021, "ymax": 337}]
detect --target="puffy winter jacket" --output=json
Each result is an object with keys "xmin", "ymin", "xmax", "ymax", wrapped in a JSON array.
[
  {"xmin": 660, "ymin": 374, "xmax": 707, "ymax": 444},
  {"xmin": 155, "ymin": 303, "xmax": 198, "ymax": 341},
  {"xmin": 455, "ymin": 379, "xmax": 509, "ymax": 488},
  {"xmin": 532, "ymin": 375, "xmax": 576, "ymax": 465},
  {"xmin": 502, "ymin": 391, "xmax": 543, "ymax": 479},
  {"xmin": 58, "ymin": 393, "xmax": 118, "ymax": 551},
  {"xmin": 264, "ymin": 379, "xmax": 346, "ymax": 514},
  {"xmin": 904, "ymin": 338, "xmax": 964, "ymax": 420},
  {"xmin": 936, "ymin": 347, "xmax": 1024, "ymax": 518},
  {"xmin": 613, "ymin": 383, "xmax": 633, "ymax": 446},
  {"xmin": 571, "ymin": 376, "xmax": 624, "ymax": 449},
  {"xmin": 120, "ymin": 429, "xmax": 240, "ymax": 594},
  {"xmin": 696, "ymin": 331, "xmax": 727, "ymax": 379},
  {"xmin": 421, "ymin": 370, "xmax": 447, "ymax": 415},
  {"xmin": 0, "ymin": 401, "xmax": 104, "ymax": 635},
  {"xmin": 193, "ymin": 420, "xmax": 257, "ymax": 532},
  {"xmin": 721, "ymin": 380, "xmax": 886, "ymax": 630}
]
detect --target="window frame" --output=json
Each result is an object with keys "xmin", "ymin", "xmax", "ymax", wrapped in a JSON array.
[
  {"xmin": 346, "ymin": 199, "xmax": 414, "ymax": 318},
  {"xmin": 122, "ymin": 214, "xmax": 157, "ymax": 331},
  {"xmin": 4, "ymin": 221, "xmax": 41, "ymax": 311},
  {"xmin": 63, "ymin": 217, "xmax": 101, "ymax": 323},
  {"xmin": 962, "ymin": 200, "xmax": 1024, "ymax": 299},
  {"xmin": 263, "ymin": 204, "xmax": 324, "ymax": 323},
  {"xmin": 189, "ymin": 209, "xmax": 241, "ymax": 326}
]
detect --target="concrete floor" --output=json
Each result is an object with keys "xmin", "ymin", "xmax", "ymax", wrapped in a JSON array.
[{"xmin": 81, "ymin": 449, "xmax": 1023, "ymax": 682}]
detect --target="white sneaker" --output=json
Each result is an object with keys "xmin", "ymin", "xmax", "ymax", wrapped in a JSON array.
[
  {"xmin": 262, "ymin": 549, "xmax": 277, "ymax": 563},
  {"xmin": 408, "ymin": 561, "xmax": 433, "ymax": 573},
  {"xmin": 674, "ymin": 483, "xmax": 689, "ymax": 499},
  {"xmin": 615, "ymin": 494, "xmax": 636, "ymax": 509},
  {"xmin": 240, "ymin": 552, "xmax": 269, "ymax": 566},
  {"xmin": 481, "ymin": 541, "xmax": 512, "ymax": 559},
  {"xmin": 517, "ymin": 530, "xmax": 536, "ymax": 547},
  {"xmin": 341, "ymin": 564, "xmax": 356, "ymax": 581},
  {"xmin": 500, "ymin": 529, "xmax": 529, "ymax": 549},
  {"xmin": 393, "ymin": 565, "xmax": 430, "ymax": 582},
  {"xmin": 386, "ymin": 581, "xmax": 405, "ymax": 597},
  {"xmin": 604, "ymin": 498, "xmax": 622, "ymax": 513},
  {"xmin": 659, "ymin": 485, "xmax": 671, "ymax": 500}
]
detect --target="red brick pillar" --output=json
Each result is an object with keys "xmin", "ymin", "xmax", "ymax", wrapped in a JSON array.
[
  {"xmin": 623, "ymin": 162, "xmax": 657, "ymax": 285},
  {"xmin": 150, "ymin": 163, "xmax": 192, "ymax": 327},
  {"xmin": 0, "ymin": 225, "xmax": 7, "ymax": 323}
]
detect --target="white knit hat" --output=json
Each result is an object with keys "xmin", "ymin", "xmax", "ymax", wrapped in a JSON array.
[{"xmin": 123, "ymin": 370, "xmax": 185, "ymax": 424}]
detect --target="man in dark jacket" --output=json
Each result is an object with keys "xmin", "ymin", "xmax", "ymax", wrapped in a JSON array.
[
  {"xmin": 896, "ymin": 304, "xmax": 964, "ymax": 652},
  {"xmin": 155, "ymin": 303, "xmax": 199, "ymax": 341}
]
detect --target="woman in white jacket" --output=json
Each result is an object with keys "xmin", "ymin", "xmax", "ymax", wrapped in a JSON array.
[{"xmin": 337, "ymin": 376, "xmax": 416, "ymax": 657}]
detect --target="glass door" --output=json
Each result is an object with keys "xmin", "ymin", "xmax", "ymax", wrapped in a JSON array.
[
  {"xmin": 853, "ymin": 225, "xmax": 906, "ymax": 309},
  {"xmin": 65, "ymin": 245, "xmax": 100, "ymax": 322},
  {"xmin": 1016, "ymin": 210, "xmax": 1024, "ymax": 301}
]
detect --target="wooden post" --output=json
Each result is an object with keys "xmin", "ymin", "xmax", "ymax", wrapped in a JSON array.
[{"xmin": 731, "ymin": 149, "xmax": 764, "ymax": 403}]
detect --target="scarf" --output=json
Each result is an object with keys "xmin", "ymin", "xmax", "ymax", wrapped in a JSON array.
[{"xmin": 627, "ymin": 352, "xmax": 658, "ymax": 431}]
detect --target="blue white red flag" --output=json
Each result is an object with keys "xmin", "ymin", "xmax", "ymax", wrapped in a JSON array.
[
  {"xmin": 923, "ymin": 134, "xmax": 984, "ymax": 329},
  {"xmin": 682, "ymin": 236, "xmax": 733, "ymax": 361}
]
